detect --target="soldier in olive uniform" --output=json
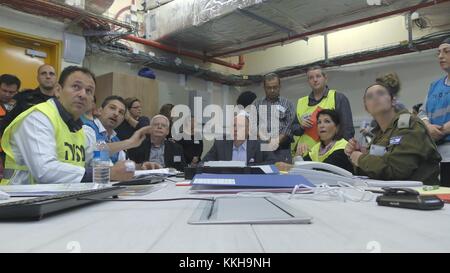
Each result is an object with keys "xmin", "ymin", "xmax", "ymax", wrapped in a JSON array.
[{"xmin": 345, "ymin": 73, "xmax": 441, "ymax": 185}]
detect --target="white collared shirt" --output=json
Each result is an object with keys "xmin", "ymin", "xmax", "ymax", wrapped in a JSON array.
[
  {"xmin": 9, "ymin": 100, "xmax": 94, "ymax": 184},
  {"xmin": 83, "ymin": 118, "xmax": 126, "ymax": 162},
  {"xmin": 232, "ymin": 140, "xmax": 247, "ymax": 162}
]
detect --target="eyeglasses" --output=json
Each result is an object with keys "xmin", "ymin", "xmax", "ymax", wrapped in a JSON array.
[{"xmin": 130, "ymin": 106, "xmax": 142, "ymax": 109}]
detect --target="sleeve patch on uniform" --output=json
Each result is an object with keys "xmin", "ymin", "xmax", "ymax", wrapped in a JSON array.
[
  {"xmin": 397, "ymin": 114, "xmax": 411, "ymax": 129},
  {"xmin": 389, "ymin": 136, "xmax": 403, "ymax": 145}
]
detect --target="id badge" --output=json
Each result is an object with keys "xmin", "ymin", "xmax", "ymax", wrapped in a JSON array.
[
  {"xmin": 277, "ymin": 105, "xmax": 286, "ymax": 113},
  {"xmin": 174, "ymin": 155, "xmax": 181, "ymax": 162},
  {"xmin": 370, "ymin": 144, "xmax": 386, "ymax": 156}
]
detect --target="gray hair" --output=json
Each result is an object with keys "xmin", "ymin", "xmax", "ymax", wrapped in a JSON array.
[
  {"xmin": 150, "ymin": 114, "xmax": 170, "ymax": 126},
  {"xmin": 263, "ymin": 72, "xmax": 280, "ymax": 86}
]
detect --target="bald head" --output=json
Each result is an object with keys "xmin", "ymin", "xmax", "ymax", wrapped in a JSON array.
[{"xmin": 37, "ymin": 64, "xmax": 57, "ymax": 93}]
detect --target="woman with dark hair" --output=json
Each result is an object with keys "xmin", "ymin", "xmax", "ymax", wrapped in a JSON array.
[
  {"xmin": 345, "ymin": 73, "xmax": 441, "ymax": 185},
  {"xmin": 361, "ymin": 72, "xmax": 407, "ymax": 136},
  {"xmin": 116, "ymin": 97, "xmax": 150, "ymax": 141},
  {"xmin": 295, "ymin": 109, "xmax": 353, "ymax": 172},
  {"xmin": 159, "ymin": 103, "xmax": 174, "ymax": 139},
  {"xmin": 412, "ymin": 103, "xmax": 423, "ymax": 117},
  {"xmin": 177, "ymin": 116, "xmax": 203, "ymax": 166},
  {"xmin": 236, "ymin": 91, "xmax": 257, "ymax": 108}
]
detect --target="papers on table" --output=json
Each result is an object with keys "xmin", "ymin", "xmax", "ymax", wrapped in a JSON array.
[
  {"xmin": 134, "ymin": 168, "xmax": 177, "ymax": 178},
  {"xmin": 203, "ymin": 161, "xmax": 246, "ymax": 167},
  {"xmin": 252, "ymin": 165, "xmax": 277, "ymax": 174},
  {"xmin": 202, "ymin": 162, "xmax": 278, "ymax": 174},
  {"xmin": 0, "ymin": 183, "xmax": 109, "ymax": 197},
  {"xmin": 356, "ymin": 178, "xmax": 423, "ymax": 188}
]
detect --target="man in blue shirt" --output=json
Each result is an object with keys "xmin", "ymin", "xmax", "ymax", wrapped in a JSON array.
[
  {"xmin": 83, "ymin": 96, "xmax": 150, "ymax": 164},
  {"xmin": 419, "ymin": 37, "xmax": 450, "ymax": 186}
]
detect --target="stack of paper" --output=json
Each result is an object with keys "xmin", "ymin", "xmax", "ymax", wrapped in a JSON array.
[{"xmin": 0, "ymin": 183, "xmax": 108, "ymax": 197}]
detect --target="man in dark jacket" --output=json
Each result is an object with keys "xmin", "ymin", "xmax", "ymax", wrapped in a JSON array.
[
  {"xmin": 1, "ymin": 64, "xmax": 57, "ymax": 134},
  {"xmin": 128, "ymin": 114, "xmax": 186, "ymax": 171},
  {"xmin": 202, "ymin": 114, "xmax": 276, "ymax": 165}
]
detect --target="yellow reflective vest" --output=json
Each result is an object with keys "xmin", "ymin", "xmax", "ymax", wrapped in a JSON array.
[
  {"xmin": 1, "ymin": 100, "xmax": 86, "ymax": 185},
  {"xmin": 309, "ymin": 138, "xmax": 348, "ymax": 162},
  {"xmin": 291, "ymin": 90, "xmax": 336, "ymax": 155}
]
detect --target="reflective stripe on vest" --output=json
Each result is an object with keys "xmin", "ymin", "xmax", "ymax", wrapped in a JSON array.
[
  {"xmin": 1, "ymin": 100, "xmax": 86, "ymax": 185},
  {"xmin": 309, "ymin": 138, "xmax": 348, "ymax": 162},
  {"xmin": 0, "ymin": 105, "xmax": 6, "ymax": 153},
  {"xmin": 291, "ymin": 90, "xmax": 336, "ymax": 154}
]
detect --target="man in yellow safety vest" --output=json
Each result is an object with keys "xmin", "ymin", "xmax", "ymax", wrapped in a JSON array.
[{"xmin": 291, "ymin": 66, "xmax": 355, "ymax": 155}]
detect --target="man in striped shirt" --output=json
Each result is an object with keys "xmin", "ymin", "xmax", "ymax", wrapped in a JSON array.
[{"xmin": 252, "ymin": 73, "xmax": 295, "ymax": 163}]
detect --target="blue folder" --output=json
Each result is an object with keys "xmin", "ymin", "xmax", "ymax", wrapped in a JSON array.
[{"xmin": 192, "ymin": 173, "xmax": 315, "ymax": 188}]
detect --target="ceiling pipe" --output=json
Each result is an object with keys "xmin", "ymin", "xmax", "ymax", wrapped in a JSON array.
[
  {"xmin": 0, "ymin": 0, "xmax": 244, "ymax": 70},
  {"xmin": 123, "ymin": 34, "xmax": 245, "ymax": 70},
  {"xmin": 210, "ymin": 0, "xmax": 450, "ymax": 58},
  {"xmin": 114, "ymin": 2, "xmax": 244, "ymax": 70}
]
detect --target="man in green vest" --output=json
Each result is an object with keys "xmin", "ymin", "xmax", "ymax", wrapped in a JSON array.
[
  {"xmin": 1, "ymin": 66, "xmax": 138, "ymax": 185},
  {"xmin": 291, "ymin": 66, "xmax": 355, "ymax": 155}
]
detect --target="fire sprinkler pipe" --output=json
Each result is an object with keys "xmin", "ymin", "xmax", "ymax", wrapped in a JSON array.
[
  {"xmin": 123, "ymin": 34, "xmax": 245, "ymax": 70},
  {"xmin": 210, "ymin": 0, "xmax": 450, "ymax": 58}
]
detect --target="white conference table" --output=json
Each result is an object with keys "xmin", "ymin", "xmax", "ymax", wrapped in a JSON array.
[{"xmin": 0, "ymin": 181, "xmax": 450, "ymax": 253}]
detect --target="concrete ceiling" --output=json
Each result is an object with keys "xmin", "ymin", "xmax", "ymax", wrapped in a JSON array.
[{"xmin": 147, "ymin": 0, "xmax": 449, "ymax": 57}]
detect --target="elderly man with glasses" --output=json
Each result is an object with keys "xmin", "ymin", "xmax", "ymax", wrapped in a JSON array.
[{"xmin": 127, "ymin": 114, "xmax": 186, "ymax": 171}]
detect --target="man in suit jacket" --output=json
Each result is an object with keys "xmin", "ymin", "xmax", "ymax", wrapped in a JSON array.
[
  {"xmin": 202, "ymin": 113, "xmax": 276, "ymax": 165},
  {"xmin": 127, "ymin": 114, "xmax": 186, "ymax": 171}
]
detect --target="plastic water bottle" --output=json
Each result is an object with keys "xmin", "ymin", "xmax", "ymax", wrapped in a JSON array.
[
  {"xmin": 293, "ymin": 155, "xmax": 304, "ymax": 165},
  {"xmin": 92, "ymin": 140, "xmax": 110, "ymax": 184}
]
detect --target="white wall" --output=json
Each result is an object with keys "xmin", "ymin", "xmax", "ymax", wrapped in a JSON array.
[
  {"xmin": 83, "ymin": 53, "xmax": 241, "ymax": 110},
  {"xmin": 0, "ymin": 5, "xmax": 241, "ymax": 110},
  {"xmin": 84, "ymin": 52, "xmax": 241, "ymax": 155},
  {"xmin": 242, "ymin": 14, "xmax": 450, "ymax": 75},
  {"xmin": 0, "ymin": 4, "xmax": 242, "ymax": 157},
  {"xmin": 0, "ymin": 5, "xmax": 242, "ymax": 116},
  {"xmin": 249, "ymin": 49, "xmax": 444, "ymax": 124}
]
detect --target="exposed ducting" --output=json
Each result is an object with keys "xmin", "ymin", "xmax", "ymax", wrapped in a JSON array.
[
  {"xmin": 86, "ymin": 41, "xmax": 261, "ymax": 86},
  {"xmin": 271, "ymin": 30, "xmax": 450, "ymax": 79},
  {"xmin": 2, "ymin": 0, "xmax": 449, "ymax": 86},
  {"xmin": 143, "ymin": 0, "xmax": 174, "ymax": 10},
  {"xmin": 0, "ymin": 0, "xmax": 134, "ymax": 31},
  {"xmin": 86, "ymin": 29, "xmax": 449, "ymax": 86},
  {"xmin": 145, "ymin": 0, "xmax": 450, "ymax": 57}
]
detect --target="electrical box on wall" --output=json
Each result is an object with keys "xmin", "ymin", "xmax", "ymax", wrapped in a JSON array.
[
  {"xmin": 144, "ymin": 12, "xmax": 156, "ymax": 39},
  {"xmin": 63, "ymin": 33, "xmax": 86, "ymax": 64}
]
